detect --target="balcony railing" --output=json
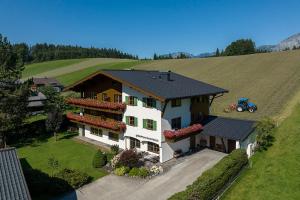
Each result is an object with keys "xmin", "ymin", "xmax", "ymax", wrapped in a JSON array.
[
  {"xmin": 163, "ymin": 124, "xmax": 203, "ymax": 140},
  {"xmin": 66, "ymin": 98, "xmax": 126, "ymax": 113},
  {"xmin": 67, "ymin": 112, "xmax": 126, "ymax": 133}
]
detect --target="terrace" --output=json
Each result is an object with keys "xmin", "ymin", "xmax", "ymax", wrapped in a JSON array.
[
  {"xmin": 66, "ymin": 98, "xmax": 126, "ymax": 114},
  {"xmin": 66, "ymin": 112, "xmax": 126, "ymax": 133}
]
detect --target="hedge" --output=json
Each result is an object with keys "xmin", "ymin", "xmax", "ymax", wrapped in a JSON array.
[{"xmin": 169, "ymin": 149, "xmax": 248, "ymax": 200}]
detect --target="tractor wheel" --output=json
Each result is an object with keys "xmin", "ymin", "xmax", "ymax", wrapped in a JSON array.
[
  {"xmin": 248, "ymin": 107, "xmax": 255, "ymax": 113},
  {"xmin": 237, "ymin": 106, "xmax": 243, "ymax": 112}
]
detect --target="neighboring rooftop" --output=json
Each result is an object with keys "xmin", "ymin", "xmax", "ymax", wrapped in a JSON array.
[
  {"xmin": 66, "ymin": 70, "xmax": 228, "ymax": 100},
  {"xmin": 32, "ymin": 77, "xmax": 62, "ymax": 87},
  {"xmin": 0, "ymin": 148, "xmax": 31, "ymax": 200},
  {"xmin": 202, "ymin": 116, "xmax": 256, "ymax": 141}
]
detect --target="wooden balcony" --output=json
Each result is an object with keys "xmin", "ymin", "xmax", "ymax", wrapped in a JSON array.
[
  {"xmin": 66, "ymin": 98, "xmax": 126, "ymax": 114},
  {"xmin": 67, "ymin": 112, "xmax": 126, "ymax": 133},
  {"xmin": 164, "ymin": 124, "xmax": 203, "ymax": 142}
]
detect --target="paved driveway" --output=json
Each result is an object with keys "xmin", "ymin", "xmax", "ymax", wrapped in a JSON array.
[{"xmin": 59, "ymin": 149, "xmax": 226, "ymax": 200}]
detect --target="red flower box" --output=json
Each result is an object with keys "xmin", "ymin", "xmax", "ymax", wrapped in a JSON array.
[
  {"xmin": 66, "ymin": 98, "xmax": 126, "ymax": 111},
  {"xmin": 67, "ymin": 112, "xmax": 126, "ymax": 132},
  {"xmin": 163, "ymin": 124, "xmax": 203, "ymax": 139}
]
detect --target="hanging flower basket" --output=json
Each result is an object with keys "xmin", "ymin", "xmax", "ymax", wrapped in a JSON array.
[
  {"xmin": 164, "ymin": 124, "xmax": 203, "ymax": 140},
  {"xmin": 66, "ymin": 98, "xmax": 126, "ymax": 111}
]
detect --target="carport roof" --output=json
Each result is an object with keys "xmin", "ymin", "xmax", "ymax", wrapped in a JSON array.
[{"xmin": 202, "ymin": 116, "xmax": 256, "ymax": 141}]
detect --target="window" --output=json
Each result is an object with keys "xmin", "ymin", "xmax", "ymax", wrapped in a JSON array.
[
  {"xmin": 102, "ymin": 93, "xmax": 109, "ymax": 101},
  {"xmin": 143, "ymin": 119, "xmax": 157, "ymax": 131},
  {"xmin": 147, "ymin": 142, "xmax": 159, "ymax": 154},
  {"xmin": 126, "ymin": 116, "xmax": 138, "ymax": 127},
  {"xmin": 91, "ymin": 127, "xmax": 103, "ymax": 137},
  {"xmin": 85, "ymin": 91, "xmax": 97, "ymax": 99},
  {"xmin": 130, "ymin": 137, "xmax": 140, "ymax": 149},
  {"xmin": 143, "ymin": 98, "xmax": 156, "ymax": 108},
  {"xmin": 171, "ymin": 117, "xmax": 181, "ymax": 130},
  {"xmin": 125, "ymin": 96, "xmax": 137, "ymax": 106},
  {"xmin": 171, "ymin": 99, "xmax": 181, "ymax": 107},
  {"xmin": 108, "ymin": 132, "xmax": 119, "ymax": 141},
  {"xmin": 114, "ymin": 94, "xmax": 122, "ymax": 103}
]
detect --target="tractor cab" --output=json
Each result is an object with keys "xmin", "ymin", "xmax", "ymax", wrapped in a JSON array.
[{"xmin": 236, "ymin": 97, "xmax": 257, "ymax": 113}]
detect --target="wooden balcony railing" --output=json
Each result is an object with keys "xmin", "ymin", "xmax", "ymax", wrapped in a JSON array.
[
  {"xmin": 67, "ymin": 112, "xmax": 126, "ymax": 133},
  {"xmin": 164, "ymin": 124, "xmax": 203, "ymax": 140},
  {"xmin": 66, "ymin": 98, "xmax": 126, "ymax": 113}
]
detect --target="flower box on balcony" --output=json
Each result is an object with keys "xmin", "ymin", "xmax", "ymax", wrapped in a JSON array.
[
  {"xmin": 66, "ymin": 98, "xmax": 126, "ymax": 112},
  {"xmin": 67, "ymin": 112, "xmax": 126, "ymax": 132},
  {"xmin": 164, "ymin": 124, "xmax": 203, "ymax": 141}
]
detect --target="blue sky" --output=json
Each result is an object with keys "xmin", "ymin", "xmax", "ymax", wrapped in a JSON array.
[{"xmin": 1, "ymin": 0, "xmax": 300, "ymax": 58}]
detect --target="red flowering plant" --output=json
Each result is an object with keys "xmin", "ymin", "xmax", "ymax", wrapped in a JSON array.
[
  {"xmin": 163, "ymin": 124, "xmax": 203, "ymax": 140},
  {"xmin": 66, "ymin": 98, "xmax": 126, "ymax": 111},
  {"xmin": 67, "ymin": 112, "xmax": 126, "ymax": 132}
]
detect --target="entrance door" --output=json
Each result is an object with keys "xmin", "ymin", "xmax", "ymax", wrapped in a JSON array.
[
  {"xmin": 190, "ymin": 135, "xmax": 196, "ymax": 149},
  {"xmin": 210, "ymin": 136, "xmax": 215, "ymax": 149},
  {"xmin": 228, "ymin": 139, "xmax": 236, "ymax": 153}
]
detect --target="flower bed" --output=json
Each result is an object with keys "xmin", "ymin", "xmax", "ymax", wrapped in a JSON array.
[
  {"xmin": 66, "ymin": 98, "xmax": 126, "ymax": 112},
  {"xmin": 67, "ymin": 112, "xmax": 126, "ymax": 132},
  {"xmin": 163, "ymin": 124, "xmax": 203, "ymax": 140}
]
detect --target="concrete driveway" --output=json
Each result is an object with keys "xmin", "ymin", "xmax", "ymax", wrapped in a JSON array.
[{"xmin": 59, "ymin": 149, "xmax": 226, "ymax": 200}]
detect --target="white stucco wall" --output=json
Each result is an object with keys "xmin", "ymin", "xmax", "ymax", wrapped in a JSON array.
[
  {"xmin": 84, "ymin": 125, "xmax": 125, "ymax": 149},
  {"xmin": 161, "ymin": 137, "xmax": 190, "ymax": 162},
  {"xmin": 122, "ymin": 85, "xmax": 162, "ymax": 154}
]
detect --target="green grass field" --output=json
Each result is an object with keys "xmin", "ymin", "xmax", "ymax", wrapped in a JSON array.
[
  {"xmin": 222, "ymin": 104, "xmax": 300, "ymax": 200},
  {"xmin": 136, "ymin": 50, "xmax": 300, "ymax": 120},
  {"xmin": 17, "ymin": 132, "xmax": 107, "ymax": 180}
]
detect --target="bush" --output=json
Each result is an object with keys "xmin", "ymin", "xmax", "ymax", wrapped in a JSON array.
[
  {"xmin": 256, "ymin": 118, "xmax": 276, "ymax": 151},
  {"xmin": 54, "ymin": 168, "xmax": 91, "ymax": 189},
  {"xmin": 111, "ymin": 144, "xmax": 119, "ymax": 155},
  {"xmin": 106, "ymin": 152, "xmax": 115, "ymax": 163},
  {"xmin": 92, "ymin": 150, "xmax": 107, "ymax": 168},
  {"xmin": 169, "ymin": 149, "xmax": 248, "ymax": 200},
  {"xmin": 118, "ymin": 149, "xmax": 140, "ymax": 168},
  {"xmin": 128, "ymin": 167, "xmax": 149, "ymax": 178},
  {"xmin": 114, "ymin": 166, "xmax": 130, "ymax": 176},
  {"xmin": 111, "ymin": 154, "xmax": 120, "ymax": 169}
]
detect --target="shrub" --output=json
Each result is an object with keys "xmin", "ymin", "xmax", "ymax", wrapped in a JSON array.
[
  {"xmin": 106, "ymin": 152, "xmax": 115, "ymax": 163},
  {"xmin": 256, "ymin": 118, "xmax": 276, "ymax": 151},
  {"xmin": 150, "ymin": 165, "xmax": 160, "ymax": 175},
  {"xmin": 118, "ymin": 149, "xmax": 139, "ymax": 168},
  {"xmin": 169, "ymin": 149, "xmax": 248, "ymax": 200},
  {"xmin": 92, "ymin": 150, "xmax": 107, "ymax": 168},
  {"xmin": 128, "ymin": 167, "xmax": 149, "ymax": 178},
  {"xmin": 114, "ymin": 166, "xmax": 130, "ymax": 176},
  {"xmin": 111, "ymin": 154, "xmax": 120, "ymax": 169},
  {"xmin": 111, "ymin": 144, "xmax": 119, "ymax": 155},
  {"xmin": 54, "ymin": 168, "xmax": 91, "ymax": 189}
]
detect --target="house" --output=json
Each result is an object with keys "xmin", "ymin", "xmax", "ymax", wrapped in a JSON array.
[
  {"xmin": 27, "ymin": 91, "xmax": 47, "ymax": 115},
  {"xmin": 32, "ymin": 77, "xmax": 63, "ymax": 92},
  {"xmin": 65, "ymin": 70, "xmax": 256, "ymax": 162},
  {"xmin": 0, "ymin": 148, "xmax": 31, "ymax": 200}
]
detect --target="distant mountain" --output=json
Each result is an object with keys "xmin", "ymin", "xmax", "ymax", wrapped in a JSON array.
[
  {"xmin": 160, "ymin": 52, "xmax": 194, "ymax": 58},
  {"xmin": 194, "ymin": 52, "xmax": 215, "ymax": 58},
  {"xmin": 258, "ymin": 33, "xmax": 300, "ymax": 52}
]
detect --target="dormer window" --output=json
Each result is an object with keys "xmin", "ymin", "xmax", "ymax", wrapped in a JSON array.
[{"xmin": 143, "ymin": 97, "xmax": 156, "ymax": 108}]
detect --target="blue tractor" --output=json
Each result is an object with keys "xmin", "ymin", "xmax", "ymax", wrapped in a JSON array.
[{"xmin": 236, "ymin": 98, "xmax": 257, "ymax": 113}]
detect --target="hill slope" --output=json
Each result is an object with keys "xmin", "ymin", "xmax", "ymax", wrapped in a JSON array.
[{"xmin": 136, "ymin": 50, "xmax": 300, "ymax": 120}]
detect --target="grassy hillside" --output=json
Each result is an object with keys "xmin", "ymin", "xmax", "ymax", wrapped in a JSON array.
[
  {"xmin": 222, "ymin": 104, "xmax": 300, "ymax": 200},
  {"xmin": 22, "ymin": 58, "xmax": 132, "ymax": 78},
  {"xmin": 136, "ymin": 50, "xmax": 300, "ymax": 120}
]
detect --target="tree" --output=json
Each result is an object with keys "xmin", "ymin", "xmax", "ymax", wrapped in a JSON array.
[
  {"xmin": 0, "ymin": 34, "xmax": 29, "ymax": 148},
  {"xmin": 41, "ymin": 86, "xmax": 66, "ymax": 141},
  {"xmin": 153, "ymin": 53, "xmax": 158, "ymax": 60},
  {"xmin": 224, "ymin": 39, "xmax": 256, "ymax": 56},
  {"xmin": 215, "ymin": 48, "xmax": 220, "ymax": 57},
  {"xmin": 256, "ymin": 118, "xmax": 276, "ymax": 151}
]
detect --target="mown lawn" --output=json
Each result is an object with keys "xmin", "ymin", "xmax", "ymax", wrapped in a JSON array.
[
  {"xmin": 17, "ymin": 132, "xmax": 107, "ymax": 180},
  {"xmin": 222, "ymin": 104, "xmax": 300, "ymax": 200},
  {"xmin": 56, "ymin": 60, "xmax": 147, "ymax": 86},
  {"xmin": 23, "ymin": 59, "xmax": 87, "ymax": 78}
]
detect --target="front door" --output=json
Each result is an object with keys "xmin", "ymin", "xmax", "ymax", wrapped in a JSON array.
[
  {"xmin": 228, "ymin": 139, "xmax": 236, "ymax": 153},
  {"xmin": 210, "ymin": 136, "xmax": 215, "ymax": 149},
  {"xmin": 190, "ymin": 135, "xmax": 196, "ymax": 149}
]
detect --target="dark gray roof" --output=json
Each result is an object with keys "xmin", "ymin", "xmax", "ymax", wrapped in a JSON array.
[
  {"xmin": 32, "ymin": 77, "xmax": 63, "ymax": 87},
  {"xmin": 202, "ymin": 116, "xmax": 256, "ymax": 141},
  {"xmin": 0, "ymin": 148, "xmax": 31, "ymax": 200},
  {"xmin": 102, "ymin": 70, "xmax": 228, "ymax": 100}
]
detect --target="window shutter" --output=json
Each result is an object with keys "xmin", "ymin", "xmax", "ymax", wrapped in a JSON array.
[
  {"xmin": 142, "ymin": 97, "xmax": 147, "ymax": 107},
  {"xmin": 152, "ymin": 99, "xmax": 156, "ymax": 108},
  {"xmin": 125, "ymin": 96, "xmax": 129, "ymax": 104},
  {"xmin": 153, "ymin": 120, "xmax": 157, "ymax": 131},
  {"xmin": 125, "ymin": 116, "xmax": 129, "ymax": 125},
  {"xmin": 134, "ymin": 97, "xmax": 138, "ymax": 106},
  {"xmin": 134, "ymin": 117, "xmax": 138, "ymax": 127},
  {"xmin": 143, "ymin": 119, "xmax": 147, "ymax": 129}
]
